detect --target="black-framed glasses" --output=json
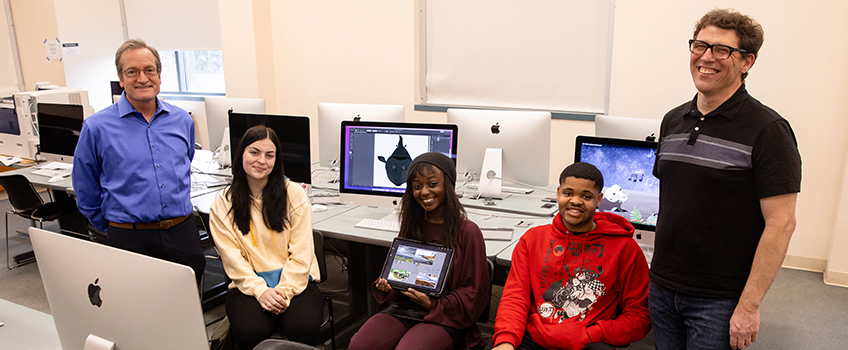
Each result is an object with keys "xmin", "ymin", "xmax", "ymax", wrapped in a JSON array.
[
  {"xmin": 122, "ymin": 67, "xmax": 158, "ymax": 78},
  {"xmin": 689, "ymin": 39, "xmax": 749, "ymax": 60}
]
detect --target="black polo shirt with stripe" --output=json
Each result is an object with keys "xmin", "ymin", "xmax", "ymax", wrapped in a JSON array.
[{"xmin": 651, "ymin": 84, "xmax": 801, "ymax": 299}]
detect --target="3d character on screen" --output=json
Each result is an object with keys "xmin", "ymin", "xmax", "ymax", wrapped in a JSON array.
[
  {"xmin": 377, "ymin": 135, "xmax": 412, "ymax": 186},
  {"xmin": 598, "ymin": 184, "xmax": 629, "ymax": 213}
]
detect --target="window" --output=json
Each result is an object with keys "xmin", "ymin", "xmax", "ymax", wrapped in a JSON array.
[{"xmin": 159, "ymin": 50, "xmax": 225, "ymax": 95}]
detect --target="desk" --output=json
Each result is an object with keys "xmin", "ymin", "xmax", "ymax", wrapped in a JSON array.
[
  {"xmin": 459, "ymin": 184, "xmax": 559, "ymax": 217},
  {"xmin": 0, "ymin": 299, "xmax": 62, "ymax": 349}
]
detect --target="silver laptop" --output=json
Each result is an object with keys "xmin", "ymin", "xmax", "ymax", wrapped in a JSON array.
[{"xmin": 29, "ymin": 227, "xmax": 209, "ymax": 350}]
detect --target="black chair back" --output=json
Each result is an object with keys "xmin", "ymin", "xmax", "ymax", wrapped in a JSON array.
[
  {"xmin": 0, "ymin": 175, "xmax": 44, "ymax": 212},
  {"xmin": 478, "ymin": 258, "xmax": 494, "ymax": 323}
]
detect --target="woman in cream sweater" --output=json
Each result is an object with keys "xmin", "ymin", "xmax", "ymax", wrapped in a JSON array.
[{"xmin": 209, "ymin": 125, "xmax": 321, "ymax": 349}]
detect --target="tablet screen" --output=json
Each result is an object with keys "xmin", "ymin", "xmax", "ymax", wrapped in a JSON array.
[{"xmin": 381, "ymin": 238, "xmax": 454, "ymax": 297}]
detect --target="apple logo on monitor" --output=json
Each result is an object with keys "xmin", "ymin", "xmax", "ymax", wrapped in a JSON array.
[
  {"xmin": 88, "ymin": 278, "xmax": 102, "ymax": 307},
  {"xmin": 491, "ymin": 123, "xmax": 500, "ymax": 134}
]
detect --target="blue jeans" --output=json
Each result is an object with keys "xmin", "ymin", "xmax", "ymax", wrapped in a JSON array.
[{"xmin": 649, "ymin": 282, "xmax": 738, "ymax": 350}]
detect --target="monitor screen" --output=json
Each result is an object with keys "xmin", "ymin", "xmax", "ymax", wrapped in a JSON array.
[
  {"xmin": 37, "ymin": 103, "xmax": 84, "ymax": 163},
  {"xmin": 229, "ymin": 112, "xmax": 311, "ymax": 184},
  {"xmin": 317, "ymin": 103, "xmax": 404, "ymax": 167},
  {"xmin": 0, "ymin": 106, "xmax": 19, "ymax": 135},
  {"xmin": 574, "ymin": 135, "xmax": 659, "ymax": 231},
  {"xmin": 339, "ymin": 121, "xmax": 458, "ymax": 208}
]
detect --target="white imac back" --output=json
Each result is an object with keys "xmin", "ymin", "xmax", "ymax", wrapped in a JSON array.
[
  {"xmin": 30, "ymin": 228, "xmax": 208, "ymax": 350},
  {"xmin": 447, "ymin": 108, "xmax": 551, "ymax": 187},
  {"xmin": 317, "ymin": 102, "xmax": 404, "ymax": 167},
  {"xmin": 594, "ymin": 115, "xmax": 660, "ymax": 142},
  {"xmin": 4, "ymin": 89, "xmax": 93, "ymax": 160},
  {"xmin": 204, "ymin": 97, "xmax": 265, "ymax": 151}
]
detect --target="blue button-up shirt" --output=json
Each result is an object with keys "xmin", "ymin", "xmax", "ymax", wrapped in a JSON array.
[{"xmin": 72, "ymin": 94, "xmax": 195, "ymax": 232}]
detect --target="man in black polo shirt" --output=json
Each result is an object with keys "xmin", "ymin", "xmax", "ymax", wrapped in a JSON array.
[{"xmin": 650, "ymin": 9, "xmax": 801, "ymax": 350}]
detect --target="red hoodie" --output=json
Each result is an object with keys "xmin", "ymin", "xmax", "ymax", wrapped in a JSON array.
[{"xmin": 493, "ymin": 212, "xmax": 650, "ymax": 350}]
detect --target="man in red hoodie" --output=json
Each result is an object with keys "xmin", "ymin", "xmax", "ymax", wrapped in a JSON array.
[{"xmin": 493, "ymin": 162, "xmax": 651, "ymax": 350}]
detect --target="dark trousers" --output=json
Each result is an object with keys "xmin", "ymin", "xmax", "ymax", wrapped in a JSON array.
[
  {"xmin": 516, "ymin": 332, "xmax": 615, "ymax": 350},
  {"xmin": 348, "ymin": 313, "xmax": 462, "ymax": 350},
  {"xmin": 107, "ymin": 215, "xmax": 206, "ymax": 286},
  {"xmin": 226, "ymin": 282, "xmax": 324, "ymax": 349},
  {"xmin": 649, "ymin": 282, "xmax": 737, "ymax": 350}
]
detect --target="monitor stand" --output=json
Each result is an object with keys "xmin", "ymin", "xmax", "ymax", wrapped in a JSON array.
[
  {"xmin": 84, "ymin": 334, "xmax": 115, "ymax": 350},
  {"xmin": 478, "ymin": 148, "xmax": 503, "ymax": 199}
]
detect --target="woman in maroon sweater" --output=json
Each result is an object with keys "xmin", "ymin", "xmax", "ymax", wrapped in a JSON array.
[{"xmin": 348, "ymin": 152, "xmax": 490, "ymax": 350}]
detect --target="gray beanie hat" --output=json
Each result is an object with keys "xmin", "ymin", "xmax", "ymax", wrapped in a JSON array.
[{"xmin": 407, "ymin": 152, "xmax": 457, "ymax": 185}]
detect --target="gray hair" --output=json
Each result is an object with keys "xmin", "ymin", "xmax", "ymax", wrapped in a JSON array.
[{"xmin": 115, "ymin": 39, "xmax": 162, "ymax": 76}]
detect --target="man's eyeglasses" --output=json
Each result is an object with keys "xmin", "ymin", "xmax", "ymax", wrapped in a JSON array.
[
  {"xmin": 689, "ymin": 39, "xmax": 750, "ymax": 60},
  {"xmin": 122, "ymin": 67, "xmax": 158, "ymax": 78}
]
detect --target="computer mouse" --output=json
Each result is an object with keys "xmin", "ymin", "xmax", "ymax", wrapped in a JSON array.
[
  {"xmin": 311, "ymin": 204, "xmax": 328, "ymax": 212},
  {"xmin": 49, "ymin": 176, "xmax": 66, "ymax": 183}
]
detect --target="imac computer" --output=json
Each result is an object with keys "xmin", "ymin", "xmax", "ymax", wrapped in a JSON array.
[
  {"xmin": 446, "ymin": 108, "xmax": 551, "ymax": 198},
  {"xmin": 204, "ymin": 97, "xmax": 266, "ymax": 151},
  {"xmin": 229, "ymin": 112, "xmax": 311, "ymax": 185},
  {"xmin": 338, "ymin": 120, "xmax": 458, "ymax": 209},
  {"xmin": 30, "ymin": 227, "xmax": 208, "ymax": 350},
  {"xmin": 574, "ymin": 135, "xmax": 658, "ymax": 251},
  {"xmin": 36, "ymin": 103, "xmax": 85, "ymax": 163},
  {"xmin": 594, "ymin": 115, "xmax": 661, "ymax": 142},
  {"xmin": 4, "ymin": 89, "xmax": 93, "ymax": 160},
  {"xmin": 317, "ymin": 102, "xmax": 404, "ymax": 167}
]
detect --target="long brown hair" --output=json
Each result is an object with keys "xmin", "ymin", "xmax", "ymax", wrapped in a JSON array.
[{"xmin": 225, "ymin": 125, "xmax": 289, "ymax": 235}]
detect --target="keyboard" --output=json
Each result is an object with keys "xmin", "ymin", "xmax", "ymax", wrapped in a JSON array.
[{"xmin": 355, "ymin": 218, "xmax": 400, "ymax": 232}]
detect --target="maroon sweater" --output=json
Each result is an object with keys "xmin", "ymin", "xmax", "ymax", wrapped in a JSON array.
[{"xmin": 373, "ymin": 220, "xmax": 490, "ymax": 349}]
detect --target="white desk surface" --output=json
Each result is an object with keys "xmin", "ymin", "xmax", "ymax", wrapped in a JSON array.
[
  {"xmin": 0, "ymin": 299, "xmax": 61, "ymax": 349},
  {"xmin": 458, "ymin": 184, "xmax": 559, "ymax": 218},
  {"xmin": 312, "ymin": 205, "xmax": 545, "ymax": 259}
]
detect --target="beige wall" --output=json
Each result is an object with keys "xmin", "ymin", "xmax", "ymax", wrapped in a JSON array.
[
  {"xmin": 220, "ymin": 0, "xmax": 848, "ymax": 281},
  {"xmin": 11, "ymin": 0, "xmax": 848, "ymax": 283},
  {"xmin": 9, "ymin": 0, "xmax": 65, "ymax": 91}
]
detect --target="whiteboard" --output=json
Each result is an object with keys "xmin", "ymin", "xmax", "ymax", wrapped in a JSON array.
[{"xmin": 422, "ymin": 0, "xmax": 615, "ymax": 115}]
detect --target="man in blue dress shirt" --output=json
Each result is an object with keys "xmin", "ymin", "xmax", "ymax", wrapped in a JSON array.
[{"xmin": 73, "ymin": 39, "xmax": 205, "ymax": 285}]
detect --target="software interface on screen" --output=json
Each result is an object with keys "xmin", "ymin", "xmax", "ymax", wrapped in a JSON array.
[
  {"xmin": 0, "ymin": 107, "xmax": 19, "ymax": 135},
  {"xmin": 385, "ymin": 242, "xmax": 451, "ymax": 292},
  {"xmin": 578, "ymin": 139, "xmax": 659, "ymax": 228},
  {"xmin": 342, "ymin": 123, "xmax": 456, "ymax": 194}
]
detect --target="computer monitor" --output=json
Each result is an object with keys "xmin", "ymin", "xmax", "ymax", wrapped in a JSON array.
[
  {"xmin": 446, "ymin": 108, "xmax": 551, "ymax": 197},
  {"xmin": 29, "ymin": 227, "xmax": 208, "ymax": 350},
  {"xmin": 229, "ymin": 112, "xmax": 311, "ymax": 184},
  {"xmin": 594, "ymin": 115, "xmax": 661, "ymax": 142},
  {"xmin": 204, "ymin": 97, "xmax": 266, "ymax": 151},
  {"xmin": 317, "ymin": 103, "xmax": 404, "ymax": 167},
  {"xmin": 574, "ymin": 135, "xmax": 659, "ymax": 234},
  {"xmin": 36, "ymin": 103, "xmax": 84, "ymax": 163},
  {"xmin": 0, "ymin": 104, "xmax": 19, "ymax": 136},
  {"xmin": 110, "ymin": 81, "xmax": 123, "ymax": 104},
  {"xmin": 4, "ymin": 88, "xmax": 93, "ymax": 160},
  {"xmin": 339, "ymin": 121, "xmax": 458, "ymax": 209}
]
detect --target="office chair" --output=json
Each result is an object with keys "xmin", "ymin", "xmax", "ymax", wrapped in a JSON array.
[
  {"xmin": 0, "ymin": 174, "xmax": 80, "ymax": 269},
  {"xmin": 312, "ymin": 230, "xmax": 337, "ymax": 350}
]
